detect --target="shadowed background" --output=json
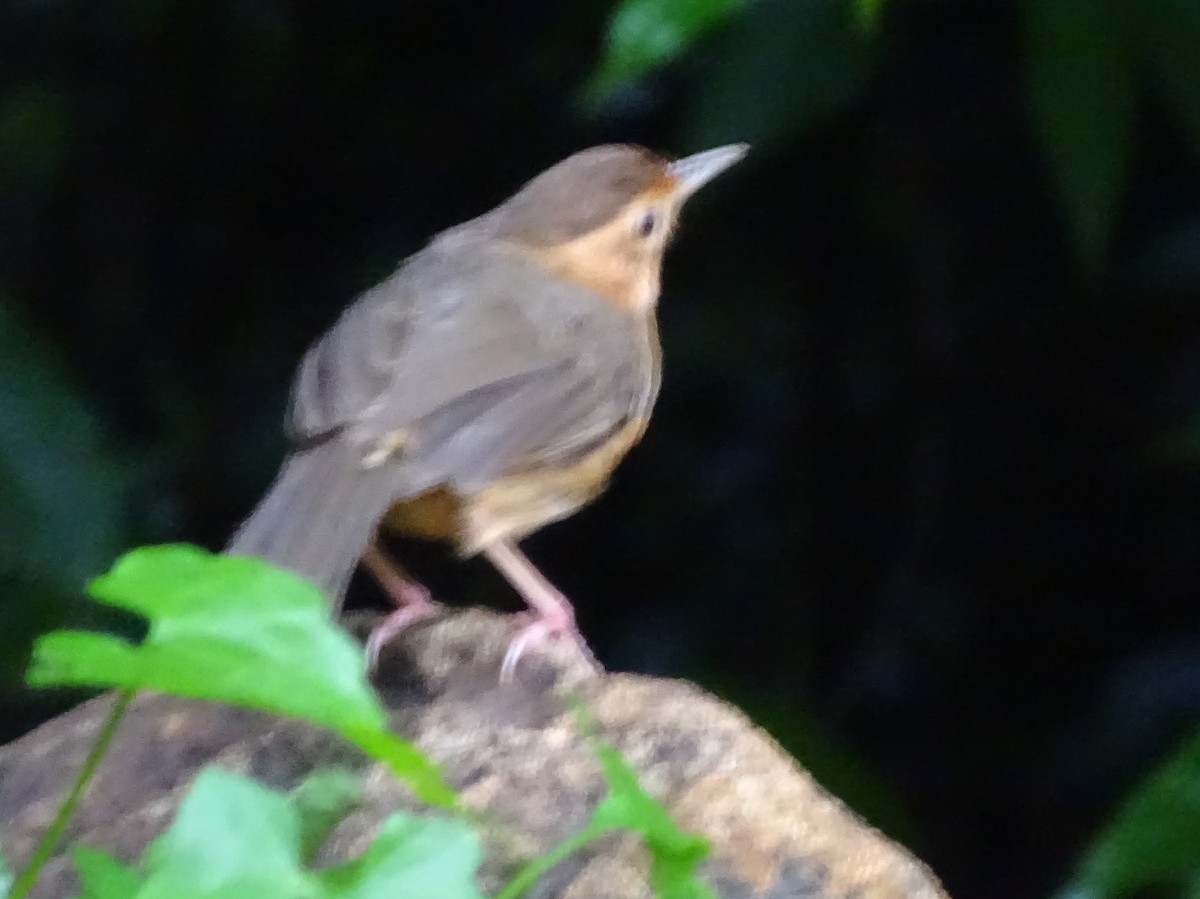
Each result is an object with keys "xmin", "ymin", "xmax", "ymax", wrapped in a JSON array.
[{"xmin": 3, "ymin": 1, "xmax": 1200, "ymax": 897}]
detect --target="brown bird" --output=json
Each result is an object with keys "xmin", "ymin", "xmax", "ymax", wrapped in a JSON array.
[{"xmin": 227, "ymin": 142, "xmax": 747, "ymax": 677}]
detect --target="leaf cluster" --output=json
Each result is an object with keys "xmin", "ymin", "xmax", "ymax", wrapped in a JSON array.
[{"xmin": 3, "ymin": 546, "xmax": 713, "ymax": 899}]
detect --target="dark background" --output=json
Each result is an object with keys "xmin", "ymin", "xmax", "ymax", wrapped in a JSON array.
[{"xmin": 3, "ymin": 1, "xmax": 1200, "ymax": 897}]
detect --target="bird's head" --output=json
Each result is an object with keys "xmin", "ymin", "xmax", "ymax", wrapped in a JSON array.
[{"xmin": 463, "ymin": 143, "xmax": 748, "ymax": 312}]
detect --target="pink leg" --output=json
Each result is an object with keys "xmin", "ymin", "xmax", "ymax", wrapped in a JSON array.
[
  {"xmin": 361, "ymin": 541, "xmax": 441, "ymax": 669},
  {"xmin": 481, "ymin": 538, "xmax": 600, "ymax": 680}
]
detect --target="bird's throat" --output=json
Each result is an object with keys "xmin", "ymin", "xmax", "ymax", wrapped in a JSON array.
[{"xmin": 530, "ymin": 220, "xmax": 663, "ymax": 313}]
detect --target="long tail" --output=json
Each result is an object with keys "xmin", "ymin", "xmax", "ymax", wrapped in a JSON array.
[{"xmin": 225, "ymin": 439, "xmax": 398, "ymax": 610}]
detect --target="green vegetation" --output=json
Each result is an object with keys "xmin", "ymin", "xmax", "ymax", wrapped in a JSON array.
[
  {"xmin": 1055, "ymin": 731, "xmax": 1200, "ymax": 899},
  {"xmin": 5, "ymin": 546, "xmax": 713, "ymax": 899},
  {"xmin": 3, "ymin": 0, "xmax": 1200, "ymax": 895}
]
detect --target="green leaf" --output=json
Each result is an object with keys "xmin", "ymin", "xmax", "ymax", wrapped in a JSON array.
[
  {"xmin": 317, "ymin": 813, "xmax": 485, "ymax": 899},
  {"xmin": 586, "ymin": 0, "xmax": 752, "ymax": 105},
  {"xmin": 589, "ymin": 746, "xmax": 713, "ymax": 899},
  {"xmin": 1026, "ymin": 0, "xmax": 1135, "ymax": 267},
  {"xmin": 497, "ymin": 737, "xmax": 713, "ymax": 899},
  {"xmin": 1055, "ymin": 729, "xmax": 1200, "ymax": 898},
  {"xmin": 72, "ymin": 768, "xmax": 483, "ymax": 899},
  {"xmin": 138, "ymin": 768, "xmax": 317, "ymax": 899},
  {"xmin": 26, "ymin": 545, "xmax": 454, "ymax": 807},
  {"xmin": 291, "ymin": 770, "xmax": 364, "ymax": 864},
  {"xmin": 71, "ymin": 847, "xmax": 144, "ymax": 899},
  {"xmin": 1143, "ymin": 0, "xmax": 1200, "ymax": 164},
  {"xmin": 685, "ymin": 0, "xmax": 868, "ymax": 149},
  {"xmin": 0, "ymin": 300, "xmax": 124, "ymax": 593},
  {"xmin": 854, "ymin": 0, "xmax": 885, "ymax": 31},
  {"xmin": 0, "ymin": 299, "xmax": 127, "ymax": 689}
]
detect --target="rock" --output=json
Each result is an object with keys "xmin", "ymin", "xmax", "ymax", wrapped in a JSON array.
[{"xmin": 0, "ymin": 609, "xmax": 948, "ymax": 898}]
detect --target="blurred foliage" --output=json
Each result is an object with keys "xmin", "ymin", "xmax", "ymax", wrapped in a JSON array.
[
  {"xmin": 17, "ymin": 549, "xmax": 712, "ymax": 899},
  {"xmin": 587, "ymin": 0, "xmax": 753, "ymax": 106},
  {"xmin": 28, "ymin": 545, "xmax": 454, "ymax": 807},
  {"xmin": 1, "ymin": 0, "xmax": 1200, "ymax": 896},
  {"xmin": 495, "ymin": 742, "xmax": 713, "ymax": 899},
  {"xmin": 1146, "ymin": 0, "xmax": 1200, "ymax": 163},
  {"xmin": 1026, "ymin": 0, "xmax": 1134, "ymax": 268},
  {"xmin": 0, "ymin": 301, "xmax": 127, "ymax": 702},
  {"xmin": 592, "ymin": 0, "xmax": 871, "ymax": 146},
  {"xmin": 1056, "ymin": 729, "xmax": 1200, "ymax": 898},
  {"xmin": 64, "ymin": 760, "xmax": 706, "ymax": 899},
  {"xmin": 683, "ymin": 0, "xmax": 869, "ymax": 149},
  {"xmin": 1025, "ymin": 0, "xmax": 1200, "ymax": 266},
  {"xmin": 291, "ymin": 770, "xmax": 364, "ymax": 865},
  {"xmin": 70, "ymin": 769, "xmax": 486, "ymax": 899},
  {"xmin": 854, "ymin": 0, "xmax": 886, "ymax": 30},
  {"xmin": 593, "ymin": 0, "xmax": 1200, "ymax": 263}
]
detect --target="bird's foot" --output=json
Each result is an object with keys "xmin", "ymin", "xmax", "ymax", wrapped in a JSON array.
[
  {"xmin": 501, "ymin": 605, "xmax": 601, "ymax": 682},
  {"xmin": 475, "ymin": 535, "xmax": 602, "ymax": 681},
  {"xmin": 361, "ymin": 542, "xmax": 444, "ymax": 669},
  {"xmin": 364, "ymin": 579, "xmax": 442, "ymax": 670}
]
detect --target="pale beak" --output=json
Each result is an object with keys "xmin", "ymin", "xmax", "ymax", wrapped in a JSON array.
[{"xmin": 666, "ymin": 143, "xmax": 750, "ymax": 200}]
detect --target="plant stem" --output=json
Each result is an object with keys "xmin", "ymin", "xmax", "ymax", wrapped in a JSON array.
[
  {"xmin": 493, "ymin": 824, "xmax": 608, "ymax": 899},
  {"xmin": 9, "ymin": 688, "xmax": 136, "ymax": 899}
]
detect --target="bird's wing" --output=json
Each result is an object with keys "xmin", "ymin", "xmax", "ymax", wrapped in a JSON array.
[
  {"xmin": 287, "ymin": 265, "xmax": 421, "ymax": 443},
  {"xmin": 286, "ymin": 240, "xmax": 656, "ymax": 496}
]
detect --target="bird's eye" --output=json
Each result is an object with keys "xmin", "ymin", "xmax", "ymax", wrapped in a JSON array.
[{"xmin": 635, "ymin": 210, "xmax": 657, "ymax": 238}]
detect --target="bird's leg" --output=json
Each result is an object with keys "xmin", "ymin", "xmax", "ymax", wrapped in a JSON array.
[
  {"xmin": 361, "ymin": 540, "xmax": 441, "ymax": 669},
  {"xmin": 481, "ymin": 537, "xmax": 600, "ymax": 680}
]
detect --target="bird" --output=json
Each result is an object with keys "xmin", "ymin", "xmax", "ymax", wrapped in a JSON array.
[{"xmin": 227, "ymin": 142, "xmax": 748, "ymax": 678}]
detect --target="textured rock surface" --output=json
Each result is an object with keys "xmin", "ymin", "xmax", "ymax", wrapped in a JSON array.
[{"xmin": 0, "ymin": 609, "xmax": 949, "ymax": 898}]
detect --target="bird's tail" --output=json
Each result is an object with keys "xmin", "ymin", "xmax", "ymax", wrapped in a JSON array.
[{"xmin": 225, "ymin": 440, "xmax": 397, "ymax": 610}]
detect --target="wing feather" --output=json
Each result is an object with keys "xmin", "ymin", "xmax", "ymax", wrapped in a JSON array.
[{"xmin": 284, "ymin": 237, "xmax": 655, "ymax": 498}]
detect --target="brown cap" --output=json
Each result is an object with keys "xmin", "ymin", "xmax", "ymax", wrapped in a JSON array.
[{"xmin": 470, "ymin": 143, "xmax": 749, "ymax": 248}]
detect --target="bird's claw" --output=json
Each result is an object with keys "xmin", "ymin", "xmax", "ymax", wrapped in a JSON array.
[
  {"xmin": 500, "ymin": 610, "xmax": 601, "ymax": 682},
  {"xmin": 364, "ymin": 597, "xmax": 443, "ymax": 671}
]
